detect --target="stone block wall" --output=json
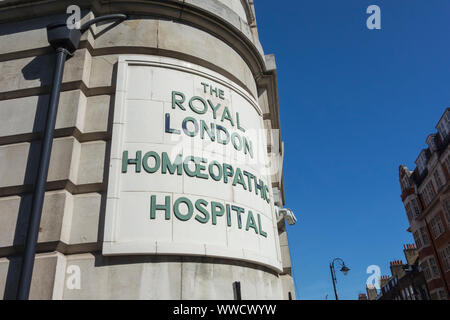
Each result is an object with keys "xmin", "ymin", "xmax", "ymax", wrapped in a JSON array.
[{"xmin": 0, "ymin": 0, "xmax": 295, "ymax": 299}]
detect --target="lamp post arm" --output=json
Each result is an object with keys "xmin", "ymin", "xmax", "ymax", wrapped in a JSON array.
[{"xmin": 80, "ymin": 14, "xmax": 127, "ymax": 33}]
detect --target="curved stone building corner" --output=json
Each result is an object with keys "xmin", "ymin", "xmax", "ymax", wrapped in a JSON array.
[{"xmin": 0, "ymin": 0, "xmax": 295, "ymax": 299}]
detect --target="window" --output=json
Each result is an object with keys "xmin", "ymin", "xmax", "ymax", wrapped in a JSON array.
[
  {"xmin": 438, "ymin": 122, "xmax": 448, "ymax": 141},
  {"xmin": 433, "ymin": 170, "xmax": 444, "ymax": 191},
  {"xmin": 402, "ymin": 176, "xmax": 410, "ymax": 190},
  {"xmin": 414, "ymin": 231, "xmax": 422, "ymax": 249},
  {"xmin": 438, "ymin": 112, "xmax": 450, "ymax": 141},
  {"xmin": 411, "ymin": 199, "xmax": 420, "ymax": 216},
  {"xmin": 416, "ymin": 152, "xmax": 428, "ymax": 174},
  {"xmin": 443, "ymin": 198, "xmax": 450, "ymax": 225},
  {"xmin": 421, "ymin": 192, "xmax": 428, "ymax": 207},
  {"xmin": 429, "ymin": 257, "xmax": 440, "ymax": 278},
  {"xmin": 422, "ymin": 181, "xmax": 436, "ymax": 206},
  {"xmin": 420, "ymin": 227, "xmax": 430, "ymax": 246},
  {"xmin": 430, "ymin": 215, "xmax": 445, "ymax": 238},
  {"xmin": 441, "ymin": 244, "xmax": 450, "ymax": 271},
  {"xmin": 420, "ymin": 260, "xmax": 432, "ymax": 281},
  {"xmin": 405, "ymin": 203, "xmax": 413, "ymax": 221},
  {"xmin": 445, "ymin": 155, "xmax": 450, "ymax": 173}
]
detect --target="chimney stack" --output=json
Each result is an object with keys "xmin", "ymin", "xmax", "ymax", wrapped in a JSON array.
[
  {"xmin": 379, "ymin": 275, "xmax": 391, "ymax": 289},
  {"xmin": 403, "ymin": 244, "xmax": 418, "ymax": 266},
  {"xmin": 390, "ymin": 260, "xmax": 405, "ymax": 279},
  {"xmin": 366, "ymin": 284, "xmax": 378, "ymax": 300}
]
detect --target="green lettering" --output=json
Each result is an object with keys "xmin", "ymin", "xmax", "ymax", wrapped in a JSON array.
[
  {"xmin": 245, "ymin": 211, "xmax": 258, "ymax": 234},
  {"xmin": 195, "ymin": 199, "xmax": 210, "ymax": 224},
  {"xmin": 172, "ymin": 91, "xmax": 186, "ymax": 110},
  {"xmin": 211, "ymin": 202, "xmax": 225, "ymax": 225},
  {"xmin": 150, "ymin": 195, "xmax": 171, "ymax": 220},
  {"xmin": 122, "ymin": 150, "xmax": 141, "ymax": 173},
  {"xmin": 162, "ymin": 152, "xmax": 183, "ymax": 175},
  {"xmin": 173, "ymin": 197, "xmax": 193, "ymax": 221}
]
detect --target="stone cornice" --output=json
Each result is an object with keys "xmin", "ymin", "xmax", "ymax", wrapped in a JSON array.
[{"xmin": 0, "ymin": 0, "xmax": 281, "ymax": 125}]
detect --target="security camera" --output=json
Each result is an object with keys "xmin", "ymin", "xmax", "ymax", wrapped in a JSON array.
[{"xmin": 277, "ymin": 208, "xmax": 297, "ymax": 225}]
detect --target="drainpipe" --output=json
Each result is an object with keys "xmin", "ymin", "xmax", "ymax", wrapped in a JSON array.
[{"xmin": 16, "ymin": 13, "xmax": 127, "ymax": 300}]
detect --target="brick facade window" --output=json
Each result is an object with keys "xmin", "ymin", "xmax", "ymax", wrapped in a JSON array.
[
  {"xmin": 402, "ymin": 176, "xmax": 410, "ymax": 191},
  {"xmin": 414, "ymin": 231, "xmax": 422, "ymax": 249},
  {"xmin": 433, "ymin": 169, "xmax": 444, "ymax": 191},
  {"xmin": 429, "ymin": 257, "xmax": 440, "ymax": 279},
  {"xmin": 420, "ymin": 227, "xmax": 430, "ymax": 246},
  {"xmin": 445, "ymin": 155, "xmax": 450, "ymax": 173},
  {"xmin": 405, "ymin": 203, "xmax": 413, "ymax": 221},
  {"xmin": 422, "ymin": 181, "xmax": 437, "ymax": 206},
  {"xmin": 420, "ymin": 260, "xmax": 432, "ymax": 281},
  {"xmin": 441, "ymin": 244, "xmax": 450, "ymax": 272},
  {"xmin": 412, "ymin": 198, "xmax": 420, "ymax": 216},
  {"xmin": 443, "ymin": 198, "xmax": 450, "ymax": 225},
  {"xmin": 430, "ymin": 214, "xmax": 445, "ymax": 238}
]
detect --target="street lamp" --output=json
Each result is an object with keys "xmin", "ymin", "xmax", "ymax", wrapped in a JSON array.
[
  {"xmin": 16, "ymin": 13, "xmax": 127, "ymax": 300},
  {"xmin": 329, "ymin": 258, "xmax": 350, "ymax": 300}
]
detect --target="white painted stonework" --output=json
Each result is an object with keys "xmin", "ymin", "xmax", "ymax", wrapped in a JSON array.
[{"xmin": 103, "ymin": 56, "xmax": 282, "ymax": 272}]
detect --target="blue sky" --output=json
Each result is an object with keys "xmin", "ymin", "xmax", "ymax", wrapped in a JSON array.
[{"xmin": 255, "ymin": 0, "xmax": 450, "ymax": 300}]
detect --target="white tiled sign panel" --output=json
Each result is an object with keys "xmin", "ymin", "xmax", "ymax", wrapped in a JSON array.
[{"xmin": 103, "ymin": 56, "xmax": 282, "ymax": 272}]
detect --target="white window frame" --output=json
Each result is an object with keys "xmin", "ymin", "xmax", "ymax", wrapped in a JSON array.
[
  {"xmin": 420, "ymin": 260, "xmax": 432, "ymax": 281},
  {"xmin": 428, "ymin": 257, "xmax": 440, "ymax": 279},
  {"xmin": 413, "ymin": 230, "xmax": 422, "ymax": 249},
  {"xmin": 439, "ymin": 122, "xmax": 448, "ymax": 141},
  {"xmin": 402, "ymin": 176, "xmax": 410, "ymax": 190},
  {"xmin": 411, "ymin": 198, "xmax": 420, "ymax": 217},
  {"xmin": 430, "ymin": 214, "xmax": 445, "ymax": 239},
  {"xmin": 420, "ymin": 227, "xmax": 430, "ymax": 246},
  {"xmin": 442, "ymin": 197, "xmax": 450, "ymax": 225},
  {"xmin": 433, "ymin": 169, "xmax": 444, "ymax": 191},
  {"xmin": 405, "ymin": 202, "xmax": 413, "ymax": 221},
  {"xmin": 441, "ymin": 244, "xmax": 450, "ymax": 272},
  {"xmin": 416, "ymin": 151, "xmax": 427, "ymax": 174},
  {"xmin": 444, "ymin": 155, "xmax": 450, "ymax": 173},
  {"xmin": 422, "ymin": 181, "xmax": 436, "ymax": 206}
]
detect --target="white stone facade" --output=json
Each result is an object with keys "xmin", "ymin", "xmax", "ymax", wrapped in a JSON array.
[{"xmin": 0, "ymin": 0, "xmax": 295, "ymax": 300}]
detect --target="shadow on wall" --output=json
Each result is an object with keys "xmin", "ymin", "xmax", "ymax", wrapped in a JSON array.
[
  {"xmin": 2, "ymin": 53, "xmax": 57, "ymax": 299},
  {"xmin": 1, "ymin": 11, "xmax": 122, "ymax": 300}
]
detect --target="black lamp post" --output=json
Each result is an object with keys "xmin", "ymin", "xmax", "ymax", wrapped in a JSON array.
[
  {"xmin": 16, "ymin": 13, "xmax": 127, "ymax": 300},
  {"xmin": 329, "ymin": 257, "xmax": 350, "ymax": 300}
]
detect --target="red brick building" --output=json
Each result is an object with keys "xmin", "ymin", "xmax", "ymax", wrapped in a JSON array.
[{"xmin": 399, "ymin": 108, "xmax": 450, "ymax": 300}]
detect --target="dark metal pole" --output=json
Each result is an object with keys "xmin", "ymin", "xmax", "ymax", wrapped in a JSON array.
[
  {"xmin": 233, "ymin": 281, "xmax": 242, "ymax": 300},
  {"xmin": 16, "ymin": 47, "xmax": 69, "ymax": 300},
  {"xmin": 330, "ymin": 262, "xmax": 339, "ymax": 300}
]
